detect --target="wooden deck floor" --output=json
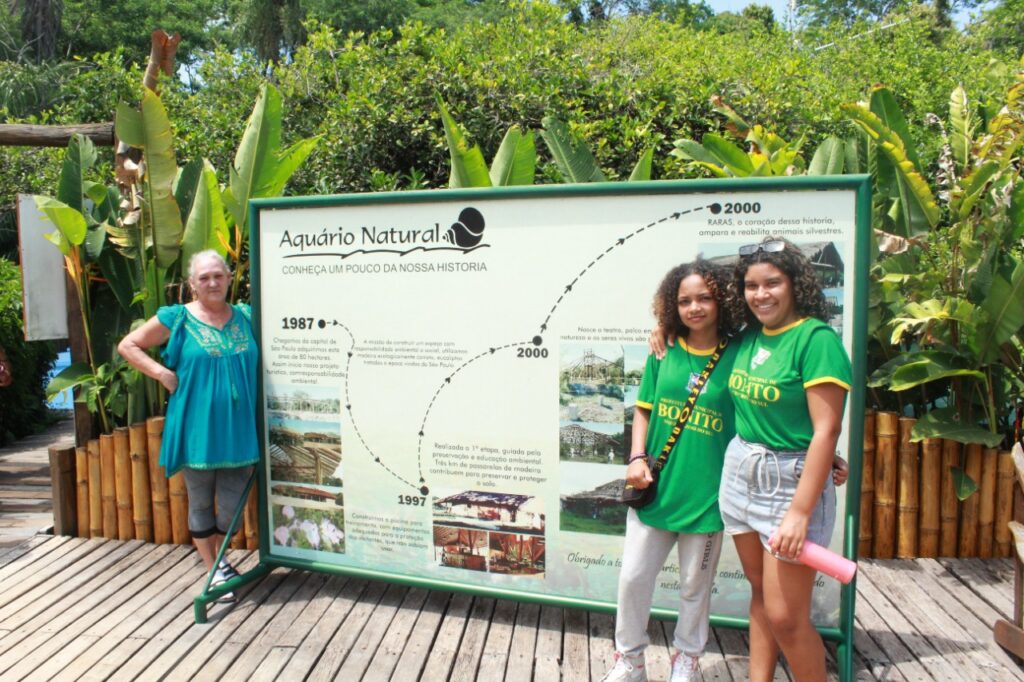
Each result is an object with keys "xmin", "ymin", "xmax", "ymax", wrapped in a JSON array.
[{"xmin": 0, "ymin": 535, "xmax": 1018, "ymax": 681}]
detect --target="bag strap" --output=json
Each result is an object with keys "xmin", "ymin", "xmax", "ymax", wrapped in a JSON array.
[{"xmin": 650, "ymin": 336, "xmax": 730, "ymax": 474}]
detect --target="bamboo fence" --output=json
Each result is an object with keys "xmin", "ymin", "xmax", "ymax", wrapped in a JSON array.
[
  {"xmin": 863, "ymin": 410, "xmax": 1015, "ymax": 559},
  {"xmin": 63, "ymin": 417, "xmax": 260, "ymax": 550}
]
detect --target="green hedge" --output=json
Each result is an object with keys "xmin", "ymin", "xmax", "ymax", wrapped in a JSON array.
[{"xmin": 0, "ymin": 258, "xmax": 57, "ymax": 445}]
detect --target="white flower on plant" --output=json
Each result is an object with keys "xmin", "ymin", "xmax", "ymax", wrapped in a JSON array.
[
  {"xmin": 300, "ymin": 519, "xmax": 320, "ymax": 549},
  {"xmin": 282, "ymin": 505, "xmax": 295, "ymax": 520},
  {"xmin": 273, "ymin": 526, "xmax": 290, "ymax": 546},
  {"xmin": 320, "ymin": 518, "xmax": 344, "ymax": 547}
]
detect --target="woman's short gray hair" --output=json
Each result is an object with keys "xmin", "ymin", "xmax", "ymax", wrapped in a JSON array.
[{"xmin": 187, "ymin": 250, "xmax": 231, "ymax": 280}]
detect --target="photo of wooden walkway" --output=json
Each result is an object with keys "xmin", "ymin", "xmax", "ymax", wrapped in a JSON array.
[{"xmin": 0, "ymin": 422, "xmax": 1022, "ymax": 680}]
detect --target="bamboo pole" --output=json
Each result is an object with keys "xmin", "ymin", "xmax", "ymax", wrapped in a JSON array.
[
  {"xmin": 873, "ymin": 411, "xmax": 898, "ymax": 559},
  {"xmin": 859, "ymin": 410, "xmax": 876, "ymax": 557},
  {"xmin": 113, "ymin": 428, "xmax": 134, "ymax": 540},
  {"xmin": 87, "ymin": 439, "xmax": 102, "ymax": 538},
  {"xmin": 959, "ymin": 443, "xmax": 983, "ymax": 557},
  {"xmin": 147, "ymin": 417, "xmax": 172, "ymax": 544},
  {"xmin": 918, "ymin": 438, "xmax": 942, "ymax": 558},
  {"xmin": 230, "ymin": 526, "xmax": 245, "ymax": 550},
  {"xmin": 129, "ymin": 423, "xmax": 153, "ymax": 542},
  {"xmin": 244, "ymin": 485, "xmax": 258, "ymax": 551},
  {"xmin": 996, "ymin": 450, "xmax": 1015, "ymax": 557},
  {"xmin": 978, "ymin": 447, "xmax": 999, "ymax": 559},
  {"xmin": 168, "ymin": 472, "xmax": 189, "ymax": 545},
  {"xmin": 896, "ymin": 418, "xmax": 919, "ymax": 558},
  {"xmin": 75, "ymin": 446, "xmax": 89, "ymax": 538},
  {"xmin": 940, "ymin": 439, "xmax": 961, "ymax": 556},
  {"xmin": 100, "ymin": 434, "xmax": 117, "ymax": 538}
]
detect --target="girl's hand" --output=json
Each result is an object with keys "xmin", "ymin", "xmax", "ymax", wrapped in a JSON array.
[
  {"xmin": 160, "ymin": 368, "xmax": 179, "ymax": 394},
  {"xmin": 769, "ymin": 510, "xmax": 809, "ymax": 561},
  {"xmin": 648, "ymin": 326, "xmax": 674, "ymax": 359},
  {"xmin": 626, "ymin": 458, "xmax": 654, "ymax": 489},
  {"xmin": 832, "ymin": 456, "xmax": 848, "ymax": 486}
]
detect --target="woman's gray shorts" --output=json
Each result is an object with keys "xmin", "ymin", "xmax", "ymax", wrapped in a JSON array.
[
  {"xmin": 181, "ymin": 466, "xmax": 253, "ymax": 538},
  {"xmin": 718, "ymin": 436, "xmax": 835, "ymax": 553}
]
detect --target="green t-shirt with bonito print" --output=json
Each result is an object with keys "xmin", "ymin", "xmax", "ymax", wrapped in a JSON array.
[{"xmin": 729, "ymin": 318, "xmax": 851, "ymax": 451}]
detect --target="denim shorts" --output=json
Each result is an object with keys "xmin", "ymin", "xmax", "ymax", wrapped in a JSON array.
[{"xmin": 718, "ymin": 436, "xmax": 835, "ymax": 554}]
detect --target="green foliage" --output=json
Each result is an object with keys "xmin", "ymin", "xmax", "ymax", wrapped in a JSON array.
[{"xmin": 0, "ymin": 258, "xmax": 56, "ymax": 446}]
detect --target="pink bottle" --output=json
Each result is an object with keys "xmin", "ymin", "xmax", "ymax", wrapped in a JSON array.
[{"xmin": 769, "ymin": 533, "xmax": 857, "ymax": 584}]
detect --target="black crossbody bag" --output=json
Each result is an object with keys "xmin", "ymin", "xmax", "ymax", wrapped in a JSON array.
[{"xmin": 621, "ymin": 337, "xmax": 729, "ymax": 509}]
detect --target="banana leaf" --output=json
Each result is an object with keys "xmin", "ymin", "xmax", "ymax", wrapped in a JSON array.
[
  {"xmin": 181, "ymin": 160, "xmax": 230, "ymax": 267},
  {"xmin": 808, "ymin": 137, "xmax": 846, "ymax": 175},
  {"xmin": 949, "ymin": 85, "xmax": 972, "ymax": 171},
  {"xmin": 489, "ymin": 127, "xmax": 535, "ymax": 186},
  {"xmin": 57, "ymin": 134, "xmax": 97, "ymax": 215},
  {"xmin": 174, "ymin": 158, "xmax": 204, "ymax": 227},
  {"xmin": 540, "ymin": 117, "xmax": 606, "ymax": 183},
  {"xmin": 46, "ymin": 362, "xmax": 94, "ymax": 399},
  {"xmin": 628, "ymin": 147, "xmax": 653, "ymax": 181},
  {"xmin": 870, "ymin": 87, "xmax": 921, "ymax": 169},
  {"xmin": 437, "ymin": 95, "xmax": 490, "ymax": 188},
  {"xmin": 886, "ymin": 351, "xmax": 985, "ymax": 391},
  {"xmin": 699, "ymin": 133, "xmax": 755, "ymax": 176},
  {"xmin": 910, "ymin": 407, "xmax": 1003, "ymax": 447},
  {"xmin": 33, "ymin": 196, "xmax": 86, "ymax": 255},
  {"xmin": 977, "ymin": 259, "xmax": 1024, "ymax": 362}
]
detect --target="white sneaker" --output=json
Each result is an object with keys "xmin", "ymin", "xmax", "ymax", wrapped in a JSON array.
[
  {"xmin": 601, "ymin": 651, "xmax": 647, "ymax": 682},
  {"xmin": 669, "ymin": 652, "xmax": 699, "ymax": 682}
]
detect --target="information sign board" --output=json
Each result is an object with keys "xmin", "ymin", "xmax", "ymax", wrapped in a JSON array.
[{"xmin": 251, "ymin": 177, "xmax": 869, "ymax": 654}]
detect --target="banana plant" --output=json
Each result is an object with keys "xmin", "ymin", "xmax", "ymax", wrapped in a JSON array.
[
  {"xmin": 540, "ymin": 116, "xmax": 654, "ymax": 182},
  {"xmin": 437, "ymin": 95, "xmax": 536, "ymax": 188},
  {"xmin": 865, "ymin": 67, "xmax": 1024, "ymax": 497}
]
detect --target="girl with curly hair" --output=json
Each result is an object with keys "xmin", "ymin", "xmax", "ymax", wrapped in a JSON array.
[
  {"xmin": 603, "ymin": 258, "xmax": 740, "ymax": 682},
  {"xmin": 719, "ymin": 237, "xmax": 851, "ymax": 682}
]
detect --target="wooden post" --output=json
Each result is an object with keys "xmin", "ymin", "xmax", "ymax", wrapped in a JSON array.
[
  {"xmin": 47, "ymin": 446, "xmax": 77, "ymax": 536},
  {"xmin": 978, "ymin": 447, "xmax": 999, "ymax": 559},
  {"xmin": 100, "ymin": 434, "xmax": 117, "ymax": 538},
  {"xmin": 129, "ymin": 423, "xmax": 153, "ymax": 542},
  {"xmin": 859, "ymin": 410, "xmax": 876, "ymax": 557},
  {"xmin": 873, "ymin": 411, "xmax": 898, "ymax": 559},
  {"xmin": 147, "ymin": 417, "xmax": 172, "ymax": 544},
  {"xmin": 959, "ymin": 443, "xmax": 983, "ymax": 557},
  {"xmin": 230, "ymin": 527, "xmax": 245, "ymax": 549},
  {"xmin": 993, "ymin": 443, "xmax": 1024, "ymax": 659},
  {"xmin": 897, "ymin": 417, "xmax": 919, "ymax": 558},
  {"xmin": 244, "ymin": 486, "xmax": 259, "ymax": 550},
  {"xmin": 113, "ymin": 428, "xmax": 134, "ymax": 540},
  {"xmin": 940, "ymin": 439, "xmax": 961, "ymax": 556},
  {"xmin": 75, "ymin": 446, "xmax": 89, "ymax": 538},
  {"xmin": 918, "ymin": 438, "xmax": 942, "ymax": 557},
  {"xmin": 0, "ymin": 122, "xmax": 114, "ymax": 147},
  {"xmin": 87, "ymin": 439, "xmax": 102, "ymax": 538},
  {"xmin": 996, "ymin": 450, "xmax": 1015, "ymax": 557},
  {"xmin": 168, "ymin": 473, "xmax": 190, "ymax": 545}
]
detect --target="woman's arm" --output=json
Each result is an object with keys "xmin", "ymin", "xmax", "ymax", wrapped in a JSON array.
[
  {"xmin": 626, "ymin": 406, "xmax": 654, "ymax": 489},
  {"xmin": 770, "ymin": 382, "xmax": 846, "ymax": 559},
  {"xmin": 117, "ymin": 317, "xmax": 177, "ymax": 393}
]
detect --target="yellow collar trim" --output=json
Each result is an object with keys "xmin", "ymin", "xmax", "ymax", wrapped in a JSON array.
[
  {"xmin": 680, "ymin": 338, "xmax": 718, "ymax": 356},
  {"xmin": 762, "ymin": 317, "xmax": 808, "ymax": 336}
]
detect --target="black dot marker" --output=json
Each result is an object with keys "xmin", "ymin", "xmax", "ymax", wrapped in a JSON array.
[
  {"xmin": 420, "ymin": 486, "xmax": 430, "ymax": 495},
  {"xmin": 532, "ymin": 336, "xmax": 543, "ymax": 346},
  {"xmin": 710, "ymin": 203, "xmax": 722, "ymax": 214},
  {"xmin": 318, "ymin": 319, "xmax": 326, "ymax": 329}
]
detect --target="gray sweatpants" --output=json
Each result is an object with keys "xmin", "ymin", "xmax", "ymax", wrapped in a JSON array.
[
  {"xmin": 181, "ymin": 466, "xmax": 253, "ymax": 537},
  {"xmin": 614, "ymin": 508, "xmax": 723, "ymax": 657}
]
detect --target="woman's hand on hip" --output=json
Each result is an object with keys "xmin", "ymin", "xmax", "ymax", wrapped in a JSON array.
[
  {"xmin": 160, "ymin": 368, "xmax": 178, "ymax": 394},
  {"xmin": 626, "ymin": 459, "xmax": 654, "ymax": 489}
]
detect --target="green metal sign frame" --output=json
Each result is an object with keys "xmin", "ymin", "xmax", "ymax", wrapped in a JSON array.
[{"xmin": 196, "ymin": 176, "xmax": 871, "ymax": 681}]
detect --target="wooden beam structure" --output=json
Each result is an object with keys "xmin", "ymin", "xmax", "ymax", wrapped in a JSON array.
[{"xmin": 0, "ymin": 123, "xmax": 113, "ymax": 148}]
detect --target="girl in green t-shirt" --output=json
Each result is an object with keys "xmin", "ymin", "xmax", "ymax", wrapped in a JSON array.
[
  {"xmin": 719, "ymin": 238, "xmax": 851, "ymax": 682},
  {"xmin": 602, "ymin": 259, "xmax": 739, "ymax": 682}
]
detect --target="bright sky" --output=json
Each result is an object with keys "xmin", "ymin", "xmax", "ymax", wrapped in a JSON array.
[{"xmin": 703, "ymin": 0, "xmax": 975, "ymax": 28}]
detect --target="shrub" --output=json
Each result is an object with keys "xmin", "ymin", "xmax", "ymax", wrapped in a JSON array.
[{"xmin": 0, "ymin": 258, "xmax": 57, "ymax": 445}]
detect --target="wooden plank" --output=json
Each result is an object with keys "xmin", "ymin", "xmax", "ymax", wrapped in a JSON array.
[
  {"xmin": 358, "ymin": 587, "xmax": 431, "ymax": 682},
  {"xmin": 272, "ymin": 576, "xmax": 365, "ymax": 678},
  {"xmin": 504, "ymin": 601, "xmax": 540, "ymax": 682},
  {"xmin": 0, "ymin": 539, "xmax": 137, "ymax": 630},
  {"xmin": 562, "ymin": 607, "xmax": 589, "ymax": 682},
  {"xmin": 695, "ymin": 625, "xmax": 732, "ymax": 682},
  {"xmin": 249, "ymin": 646, "xmax": 296, "ymax": 681},
  {"xmin": 98, "ymin": 551, "xmax": 257, "ymax": 680},
  {"xmin": 715, "ymin": 628, "xmax": 758, "ymax": 681},
  {"xmin": 0, "ymin": 542, "xmax": 174, "ymax": 678},
  {"xmin": 388, "ymin": 588, "xmax": 453, "ymax": 681},
  {"xmin": 853, "ymin": 581, "xmax": 928, "ymax": 681},
  {"xmin": 56, "ymin": 551, "xmax": 204, "ymax": 681},
  {"xmin": 851, "ymin": 614, "xmax": 908, "ymax": 681},
  {"xmin": 132, "ymin": 566, "xmax": 291, "ymax": 681},
  {"xmin": 533, "ymin": 606, "xmax": 563, "ymax": 680},
  {"xmin": 419, "ymin": 590, "xmax": 473, "ymax": 681},
  {"xmin": 175, "ymin": 568, "xmax": 312, "ymax": 681},
  {"xmin": 587, "ymin": 611, "xmax": 616, "ymax": 682},
  {"xmin": 448, "ymin": 596, "xmax": 497, "ymax": 682},
  {"xmin": 476, "ymin": 598, "xmax": 517, "ymax": 681},
  {"xmin": 939, "ymin": 557, "xmax": 1015, "ymax": 622},
  {"xmin": 0, "ymin": 535, "xmax": 52, "ymax": 568},
  {"xmin": 217, "ymin": 570, "xmax": 333, "ymax": 680},
  {"xmin": 0, "ymin": 534, "xmax": 72, "ymax": 584},
  {"xmin": 303, "ymin": 579, "xmax": 390, "ymax": 681},
  {"xmin": 857, "ymin": 561, "xmax": 968, "ymax": 680},
  {"xmin": 910, "ymin": 558, "xmax": 1024, "ymax": 679},
  {"xmin": 333, "ymin": 583, "xmax": 410, "ymax": 680},
  {"xmin": 0, "ymin": 122, "xmax": 114, "ymax": 147}
]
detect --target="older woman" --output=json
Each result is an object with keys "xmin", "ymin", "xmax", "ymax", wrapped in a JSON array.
[{"xmin": 118, "ymin": 250, "xmax": 259, "ymax": 600}]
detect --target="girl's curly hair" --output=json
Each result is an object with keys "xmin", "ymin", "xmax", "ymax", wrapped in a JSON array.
[
  {"xmin": 733, "ymin": 237, "xmax": 829, "ymax": 326},
  {"xmin": 653, "ymin": 258, "xmax": 738, "ymax": 339}
]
